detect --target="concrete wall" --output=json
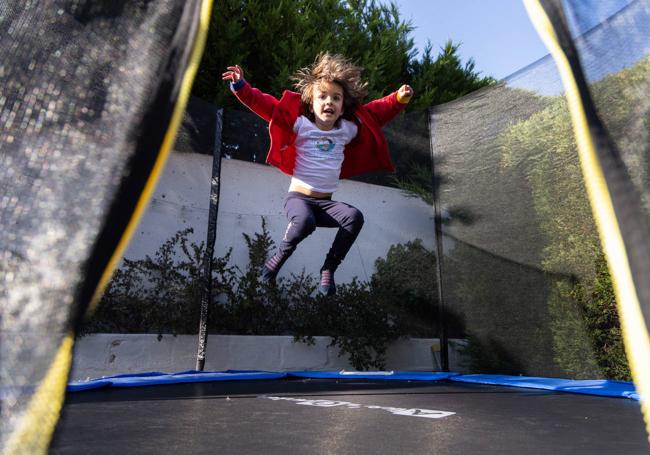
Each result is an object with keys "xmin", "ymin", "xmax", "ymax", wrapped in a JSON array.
[
  {"xmin": 70, "ymin": 334, "xmax": 469, "ymax": 380},
  {"xmin": 84, "ymin": 154, "xmax": 450, "ymax": 381},
  {"xmin": 123, "ymin": 152, "xmax": 436, "ymax": 283}
]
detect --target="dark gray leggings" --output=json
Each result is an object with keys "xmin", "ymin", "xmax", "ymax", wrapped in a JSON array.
[{"xmin": 278, "ymin": 192, "xmax": 364, "ymax": 272}]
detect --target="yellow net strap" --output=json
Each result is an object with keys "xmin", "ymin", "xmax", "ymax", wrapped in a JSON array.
[
  {"xmin": 3, "ymin": 334, "xmax": 74, "ymax": 455},
  {"xmin": 2, "ymin": 1, "xmax": 215, "ymax": 453},
  {"xmin": 524, "ymin": 0, "xmax": 650, "ymax": 442}
]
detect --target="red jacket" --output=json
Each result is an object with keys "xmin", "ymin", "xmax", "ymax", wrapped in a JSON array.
[{"xmin": 232, "ymin": 81, "xmax": 405, "ymax": 179}]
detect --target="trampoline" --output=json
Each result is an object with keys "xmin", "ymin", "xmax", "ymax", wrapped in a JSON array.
[
  {"xmin": 3, "ymin": 1, "xmax": 650, "ymax": 454},
  {"xmin": 51, "ymin": 377, "xmax": 648, "ymax": 454}
]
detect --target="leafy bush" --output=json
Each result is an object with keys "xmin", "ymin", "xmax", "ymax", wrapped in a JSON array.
[
  {"xmin": 82, "ymin": 228, "xmax": 234, "ymax": 335},
  {"xmin": 81, "ymin": 220, "xmax": 439, "ymax": 370},
  {"xmin": 550, "ymin": 254, "xmax": 630, "ymax": 380},
  {"xmin": 494, "ymin": 56, "xmax": 650, "ymax": 380},
  {"xmin": 293, "ymin": 278, "xmax": 401, "ymax": 370},
  {"xmin": 372, "ymin": 239, "xmax": 438, "ymax": 336}
]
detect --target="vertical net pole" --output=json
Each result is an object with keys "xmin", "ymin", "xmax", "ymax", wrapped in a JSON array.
[
  {"xmin": 196, "ymin": 108, "xmax": 223, "ymax": 371},
  {"xmin": 428, "ymin": 108, "xmax": 449, "ymax": 372}
]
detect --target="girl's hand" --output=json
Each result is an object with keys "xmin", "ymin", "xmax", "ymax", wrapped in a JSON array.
[
  {"xmin": 222, "ymin": 65, "xmax": 244, "ymax": 83},
  {"xmin": 397, "ymin": 84, "xmax": 414, "ymax": 103}
]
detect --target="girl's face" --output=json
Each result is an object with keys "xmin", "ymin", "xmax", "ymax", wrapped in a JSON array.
[{"xmin": 312, "ymin": 81, "xmax": 344, "ymax": 131}]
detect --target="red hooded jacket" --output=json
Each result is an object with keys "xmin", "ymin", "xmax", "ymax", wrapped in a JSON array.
[{"xmin": 231, "ymin": 81, "xmax": 406, "ymax": 179}]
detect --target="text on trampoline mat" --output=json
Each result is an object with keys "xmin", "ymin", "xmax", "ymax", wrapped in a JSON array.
[{"xmin": 263, "ymin": 396, "xmax": 455, "ymax": 419}]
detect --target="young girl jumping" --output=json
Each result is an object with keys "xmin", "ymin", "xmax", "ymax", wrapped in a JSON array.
[{"xmin": 223, "ymin": 52, "xmax": 413, "ymax": 295}]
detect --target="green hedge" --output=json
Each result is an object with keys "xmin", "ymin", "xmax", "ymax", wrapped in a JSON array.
[
  {"xmin": 81, "ymin": 220, "xmax": 440, "ymax": 371},
  {"xmin": 494, "ymin": 56, "xmax": 650, "ymax": 380}
]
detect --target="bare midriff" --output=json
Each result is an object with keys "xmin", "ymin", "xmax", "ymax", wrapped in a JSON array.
[{"xmin": 288, "ymin": 183, "xmax": 333, "ymax": 199}]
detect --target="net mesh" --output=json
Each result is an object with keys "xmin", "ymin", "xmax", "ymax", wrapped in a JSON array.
[
  {"xmin": 2, "ymin": 0, "xmax": 650, "ymax": 450},
  {"xmin": 0, "ymin": 0, "xmax": 196, "ymax": 449},
  {"xmin": 429, "ymin": 0, "xmax": 650, "ymax": 377},
  {"xmin": 80, "ymin": 102, "xmax": 441, "ymax": 363}
]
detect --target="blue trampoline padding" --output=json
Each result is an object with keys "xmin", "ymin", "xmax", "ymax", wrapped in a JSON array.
[
  {"xmin": 450, "ymin": 374, "xmax": 639, "ymax": 401},
  {"xmin": 287, "ymin": 370, "xmax": 460, "ymax": 381},
  {"xmin": 67, "ymin": 370, "xmax": 287, "ymax": 392},
  {"xmin": 67, "ymin": 370, "xmax": 639, "ymax": 402},
  {"xmin": 66, "ymin": 370, "xmax": 459, "ymax": 392}
]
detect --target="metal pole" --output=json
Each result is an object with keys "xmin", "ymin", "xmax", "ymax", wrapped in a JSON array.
[
  {"xmin": 196, "ymin": 108, "xmax": 223, "ymax": 371},
  {"xmin": 427, "ymin": 108, "xmax": 449, "ymax": 372}
]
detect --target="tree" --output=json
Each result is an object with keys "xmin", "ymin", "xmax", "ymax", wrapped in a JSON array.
[
  {"xmin": 495, "ymin": 55, "xmax": 650, "ymax": 379},
  {"xmin": 408, "ymin": 40, "xmax": 494, "ymax": 110},
  {"xmin": 192, "ymin": 0, "xmax": 493, "ymax": 109}
]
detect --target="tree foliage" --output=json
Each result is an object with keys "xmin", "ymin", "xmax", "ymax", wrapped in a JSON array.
[
  {"xmin": 193, "ymin": 0, "xmax": 494, "ymax": 109},
  {"xmin": 408, "ymin": 41, "xmax": 493, "ymax": 110},
  {"xmin": 496, "ymin": 55, "xmax": 650, "ymax": 379},
  {"xmin": 82, "ymin": 222, "xmax": 441, "ymax": 371}
]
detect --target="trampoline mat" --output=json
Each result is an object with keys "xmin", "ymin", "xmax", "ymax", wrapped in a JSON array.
[{"xmin": 50, "ymin": 379, "xmax": 648, "ymax": 454}]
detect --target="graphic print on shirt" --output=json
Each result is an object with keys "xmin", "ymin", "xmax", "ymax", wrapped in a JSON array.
[{"xmin": 315, "ymin": 137, "xmax": 336, "ymax": 154}]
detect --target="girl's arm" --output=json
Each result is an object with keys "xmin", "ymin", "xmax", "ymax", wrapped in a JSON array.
[
  {"xmin": 362, "ymin": 84, "xmax": 414, "ymax": 126},
  {"xmin": 222, "ymin": 65, "xmax": 279, "ymax": 122}
]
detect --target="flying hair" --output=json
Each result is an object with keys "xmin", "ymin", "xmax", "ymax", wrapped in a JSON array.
[{"xmin": 292, "ymin": 52, "xmax": 368, "ymax": 120}]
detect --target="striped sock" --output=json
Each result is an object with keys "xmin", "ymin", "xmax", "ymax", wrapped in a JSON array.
[
  {"xmin": 264, "ymin": 254, "xmax": 282, "ymax": 273},
  {"xmin": 261, "ymin": 254, "xmax": 284, "ymax": 284},
  {"xmin": 320, "ymin": 270, "xmax": 332, "ymax": 287},
  {"xmin": 318, "ymin": 269, "xmax": 336, "ymax": 296}
]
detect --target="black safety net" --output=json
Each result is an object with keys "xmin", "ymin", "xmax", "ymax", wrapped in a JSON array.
[
  {"xmin": 79, "ymin": 95, "xmax": 441, "ymax": 372},
  {"xmin": 4, "ymin": 0, "xmax": 650, "ymax": 452},
  {"xmin": 0, "ymin": 1, "xmax": 209, "ymax": 452},
  {"xmin": 429, "ymin": 0, "xmax": 650, "ymax": 378},
  {"xmin": 73, "ymin": 0, "xmax": 650, "ymax": 383}
]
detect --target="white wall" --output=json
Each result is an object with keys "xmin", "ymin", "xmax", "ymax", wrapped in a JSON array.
[
  {"xmin": 70, "ymin": 334, "xmax": 469, "ymax": 380},
  {"xmin": 82, "ymin": 154, "xmax": 448, "ymax": 377},
  {"xmin": 124, "ymin": 152, "xmax": 436, "ymax": 283}
]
